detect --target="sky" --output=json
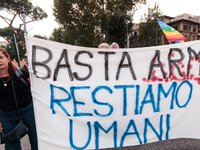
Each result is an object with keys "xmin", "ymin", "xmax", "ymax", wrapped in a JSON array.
[
  {"xmin": 134, "ymin": 0, "xmax": 200, "ymax": 22},
  {"xmin": 1, "ymin": 0, "xmax": 200, "ymax": 41}
]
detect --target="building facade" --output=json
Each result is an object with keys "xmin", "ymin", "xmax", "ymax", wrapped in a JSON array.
[{"xmin": 129, "ymin": 13, "xmax": 200, "ymax": 47}]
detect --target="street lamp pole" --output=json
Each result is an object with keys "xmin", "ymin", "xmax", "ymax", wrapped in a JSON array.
[
  {"xmin": 22, "ymin": 6, "xmax": 27, "ymax": 36},
  {"xmin": 156, "ymin": 24, "xmax": 158, "ymax": 45},
  {"xmin": 127, "ymin": 21, "xmax": 129, "ymax": 48}
]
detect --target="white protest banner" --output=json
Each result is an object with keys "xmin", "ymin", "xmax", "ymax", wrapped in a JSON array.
[{"xmin": 25, "ymin": 36, "xmax": 200, "ymax": 150}]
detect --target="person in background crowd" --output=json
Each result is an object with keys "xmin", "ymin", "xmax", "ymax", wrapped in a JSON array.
[
  {"xmin": 23, "ymin": 64, "xmax": 28, "ymax": 71},
  {"xmin": 111, "ymin": 42, "xmax": 119, "ymax": 49},
  {"xmin": 98, "ymin": 43, "xmax": 110, "ymax": 48},
  {"xmin": 0, "ymin": 47, "xmax": 38, "ymax": 150}
]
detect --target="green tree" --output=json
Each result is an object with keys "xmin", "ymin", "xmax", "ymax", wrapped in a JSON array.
[
  {"xmin": 0, "ymin": 27, "xmax": 13, "ymax": 42},
  {"xmin": 49, "ymin": 27, "xmax": 64, "ymax": 42},
  {"xmin": 107, "ymin": 12, "xmax": 133, "ymax": 48},
  {"xmin": 0, "ymin": 27, "xmax": 26, "ymax": 60},
  {"xmin": 53, "ymin": 0, "xmax": 146, "ymax": 47},
  {"xmin": 0, "ymin": 0, "xmax": 48, "ymax": 42},
  {"xmin": 33, "ymin": 34, "xmax": 48, "ymax": 40},
  {"xmin": 139, "ymin": 2, "xmax": 163, "ymax": 47}
]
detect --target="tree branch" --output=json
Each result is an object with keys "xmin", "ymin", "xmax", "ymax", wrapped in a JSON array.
[
  {"xmin": 25, "ymin": 20, "xmax": 39, "ymax": 24},
  {"xmin": 18, "ymin": 14, "xmax": 23, "ymax": 21},
  {"xmin": 19, "ymin": 24, "xmax": 23, "ymax": 30},
  {"xmin": 0, "ymin": 0, "xmax": 47, "ymax": 43},
  {"xmin": 0, "ymin": 15, "xmax": 11, "ymax": 26},
  {"xmin": 10, "ymin": 13, "xmax": 17, "ymax": 27},
  {"xmin": 2, "ymin": 8, "xmax": 15, "ymax": 15}
]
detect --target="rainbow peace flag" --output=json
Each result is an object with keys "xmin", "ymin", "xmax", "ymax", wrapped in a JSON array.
[{"xmin": 156, "ymin": 18, "xmax": 187, "ymax": 43}]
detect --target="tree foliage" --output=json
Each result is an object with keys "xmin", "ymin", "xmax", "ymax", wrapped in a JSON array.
[
  {"xmin": 139, "ymin": 2, "xmax": 163, "ymax": 47},
  {"xmin": 0, "ymin": 27, "xmax": 26, "ymax": 60},
  {"xmin": 0, "ymin": 0, "xmax": 48, "ymax": 42},
  {"xmin": 50, "ymin": 27, "xmax": 83, "ymax": 46},
  {"xmin": 0, "ymin": 27, "xmax": 13, "ymax": 42},
  {"xmin": 49, "ymin": 27, "xmax": 64, "ymax": 42},
  {"xmin": 33, "ymin": 34, "xmax": 47, "ymax": 40},
  {"xmin": 107, "ymin": 12, "xmax": 133, "ymax": 48},
  {"xmin": 53, "ymin": 0, "xmax": 146, "ymax": 47}
]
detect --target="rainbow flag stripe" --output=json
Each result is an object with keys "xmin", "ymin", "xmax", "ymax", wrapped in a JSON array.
[{"xmin": 156, "ymin": 18, "xmax": 187, "ymax": 43}]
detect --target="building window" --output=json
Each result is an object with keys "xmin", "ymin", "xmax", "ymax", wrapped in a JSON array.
[
  {"xmin": 173, "ymin": 26, "xmax": 178, "ymax": 30},
  {"xmin": 188, "ymin": 26, "xmax": 191, "ymax": 31},
  {"xmin": 193, "ymin": 26, "xmax": 196, "ymax": 32},
  {"xmin": 134, "ymin": 32, "xmax": 137, "ymax": 37},
  {"xmin": 184, "ymin": 25, "xmax": 187, "ymax": 30},
  {"xmin": 184, "ymin": 25, "xmax": 191, "ymax": 31}
]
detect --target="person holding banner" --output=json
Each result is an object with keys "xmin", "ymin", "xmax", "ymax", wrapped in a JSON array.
[
  {"xmin": 98, "ymin": 43, "xmax": 110, "ymax": 48},
  {"xmin": 111, "ymin": 42, "xmax": 119, "ymax": 49},
  {"xmin": 0, "ymin": 47, "xmax": 38, "ymax": 150}
]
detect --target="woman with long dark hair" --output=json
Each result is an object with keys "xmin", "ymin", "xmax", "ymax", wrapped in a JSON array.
[{"xmin": 0, "ymin": 47, "xmax": 38, "ymax": 150}]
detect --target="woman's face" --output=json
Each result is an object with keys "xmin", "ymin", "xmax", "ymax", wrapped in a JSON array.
[{"xmin": 0, "ymin": 51, "xmax": 10, "ymax": 70}]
